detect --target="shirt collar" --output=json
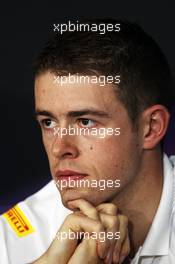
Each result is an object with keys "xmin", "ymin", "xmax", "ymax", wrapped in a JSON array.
[{"xmin": 139, "ymin": 153, "xmax": 175, "ymax": 257}]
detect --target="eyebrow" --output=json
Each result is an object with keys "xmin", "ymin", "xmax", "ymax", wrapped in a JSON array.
[{"xmin": 35, "ymin": 108, "xmax": 111, "ymax": 119}]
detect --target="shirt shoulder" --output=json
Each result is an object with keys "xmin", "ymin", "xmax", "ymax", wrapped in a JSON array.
[
  {"xmin": 169, "ymin": 155, "xmax": 175, "ymax": 259},
  {"xmin": 0, "ymin": 180, "xmax": 64, "ymax": 264}
]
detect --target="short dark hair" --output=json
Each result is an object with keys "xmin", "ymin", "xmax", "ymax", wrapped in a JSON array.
[{"xmin": 34, "ymin": 18, "xmax": 174, "ymax": 123}]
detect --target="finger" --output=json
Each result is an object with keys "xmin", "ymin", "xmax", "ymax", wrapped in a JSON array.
[
  {"xmin": 113, "ymin": 215, "xmax": 128, "ymax": 263},
  {"xmin": 68, "ymin": 199, "xmax": 110, "ymax": 259},
  {"xmin": 68, "ymin": 199, "xmax": 100, "ymax": 220},
  {"xmin": 96, "ymin": 203, "xmax": 118, "ymax": 215},
  {"xmin": 99, "ymin": 213, "xmax": 120, "ymax": 264},
  {"xmin": 96, "ymin": 203, "xmax": 119, "ymax": 263},
  {"xmin": 118, "ymin": 231, "xmax": 130, "ymax": 264},
  {"xmin": 60, "ymin": 213, "xmax": 104, "ymax": 234},
  {"xmin": 68, "ymin": 238, "xmax": 99, "ymax": 264},
  {"xmin": 49, "ymin": 213, "xmax": 104, "ymax": 263},
  {"xmin": 104, "ymin": 243, "xmax": 115, "ymax": 264}
]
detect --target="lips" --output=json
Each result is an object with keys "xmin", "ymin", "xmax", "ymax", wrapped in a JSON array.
[{"xmin": 55, "ymin": 170, "xmax": 88, "ymax": 180}]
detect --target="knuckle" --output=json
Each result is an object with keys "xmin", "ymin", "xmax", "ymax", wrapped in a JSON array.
[
  {"xmin": 99, "ymin": 203, "xmax": 118, "ymax": 214},
  {"xmin": 95, "ymin": 222, "xmax": 103, "ymax": 232},
  {"xmin": 119, "ymin": 215, "xmax": 129, "ymax": 226},
  {"xmin": 65, "ymin": 214, "xmax": 71, "ymax": 222},
  {"xmin": 89, "ymin": 207, "xmax": 98, "ymax": 216},
  {"xmin": 108, "ymin": 203, "xmax": 118, "ymax": 212},
  {"xmin": 122, "ymin": 245, "xmax": 130, "ymax": 254},
  {"xmin": 73, "ymin": 211, "xmax": 84, "ymax": 216},
  {"xmin": 108, "ymin": 215, "xmax": 119, "ymax": 227},
  {"xmin": 65, "ymin": 213, "xmax": 76, "ymax": 222}
]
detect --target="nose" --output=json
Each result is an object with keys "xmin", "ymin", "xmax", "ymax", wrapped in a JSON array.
[{"xmin": 51, "ymin": 130, "xmax": 79, "ymax": 160}]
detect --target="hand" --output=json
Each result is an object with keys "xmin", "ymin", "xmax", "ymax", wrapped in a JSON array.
[
  {"xmin": 33, "ymin": 199, "xmax": 130, "ymax": 264},
  {"xmin": 69, "ymin": 199, "xmax": 130, "ymax": 263},
  {"xmin": 68, "ymin": 236, "xmax": 101, "ymax": 264},
  {"xmin": 33, "ymin": 201, "xmax": 106, "ymax": 264}
]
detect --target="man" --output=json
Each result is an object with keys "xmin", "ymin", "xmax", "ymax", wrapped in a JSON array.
[{"xmin": 0, "ymin": 19, "xmax": 175, "ymax": 264}]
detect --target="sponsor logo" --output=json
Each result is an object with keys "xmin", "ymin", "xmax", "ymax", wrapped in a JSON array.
[{"xmin": 3, "ymin": 205, "xmax": 35, "ymax": 237}]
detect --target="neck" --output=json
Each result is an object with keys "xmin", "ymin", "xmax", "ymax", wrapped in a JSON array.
[{"xmin": 112, "ymin": 149, "xmax": 163, "ymax": 257}]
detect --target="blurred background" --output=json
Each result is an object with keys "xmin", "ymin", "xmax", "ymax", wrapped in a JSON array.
[{"xmin": 0, "ymin": 0, "xmax": 174, "ymax": 213}]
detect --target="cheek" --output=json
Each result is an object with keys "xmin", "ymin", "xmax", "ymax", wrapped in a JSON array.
[
  {"xmin": 42, "ymin": 133, "xmax": 49, "ymax": 151},
  {"xmin": 82, "ymin": 135, "xmax": 122, "ymax": 160},
  {"xmin": 81, "ymin": 136, "xmax": 123, "ymax": 173},
  {"xmin": 42, "ymin": 133, "xmax": 54, "ymax": 161},
  {"xmin": 80, "ymin": 134, "xmax": 139, "ymax": 181}
]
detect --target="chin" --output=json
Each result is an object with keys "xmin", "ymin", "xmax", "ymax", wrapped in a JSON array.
[{"xmin": 60, "ymin": 188, "xmax": 107, "ymax": 208}]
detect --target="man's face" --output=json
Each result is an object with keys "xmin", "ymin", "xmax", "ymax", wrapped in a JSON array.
[{"xmin": 35, "ymin": 71, "xmax": 142, "ymax": 208}]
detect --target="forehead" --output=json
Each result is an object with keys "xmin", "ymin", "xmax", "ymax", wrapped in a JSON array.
[{"xmin": 34, "ymin": 72, "xmax": 122, "ymax": 114}]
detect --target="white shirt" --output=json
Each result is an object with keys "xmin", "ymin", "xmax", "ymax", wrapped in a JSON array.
[
  {"xmin": 131, "ymin": 154, "xmax": 175, "ymax": 264},
  {"xmin": 0, "ymin": 154, "xmax": 175, "ymax": 264}
]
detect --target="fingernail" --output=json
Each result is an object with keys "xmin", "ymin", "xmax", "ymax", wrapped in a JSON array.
[
  {"xmin": 106, "ymin": 251, "xmax": 113, "ymax": 264},
  {"xmin": 67, "ymin": 203, "xmax": 74, "ymax": 209},
  {"xmin": 119, "ymin": 255, "xmax": 125, "ymax": 264},
  {"xmin": 113, "ymin": 251, "xmax": 119, "ymax": 263}
]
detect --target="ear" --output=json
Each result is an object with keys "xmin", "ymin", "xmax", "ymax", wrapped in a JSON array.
[{"xmin": 141, "ymin": 105, "xmax": 170, "ymax": 150}]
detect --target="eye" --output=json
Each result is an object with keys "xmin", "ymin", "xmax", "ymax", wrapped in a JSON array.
[
  {"xmin": 40, "ymin": 119, "xmax": 56, "ymax": 129},
  {"xmin": 78, "ymin": 118, "xmax": 97, "ymax": 128}
]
